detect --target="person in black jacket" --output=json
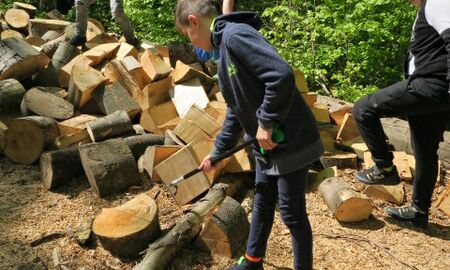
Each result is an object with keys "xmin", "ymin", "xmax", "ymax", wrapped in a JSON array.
[
  {"xmin": 175, "ymin": 0, "xmax": 324, "ymax": 269},
  {"xmin": 353, "ymin": 0, "xmax": 450, "ymax": 229}
]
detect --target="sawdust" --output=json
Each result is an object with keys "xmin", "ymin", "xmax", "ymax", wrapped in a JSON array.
[{"xmin": 0, "ymin": 156, "xmax": 449, "ymax": 270}]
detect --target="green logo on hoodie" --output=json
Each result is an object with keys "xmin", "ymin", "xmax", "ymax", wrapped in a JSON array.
[{"xmin": 228, "ymin": 62, "xmax": 238, "ymax": 76}]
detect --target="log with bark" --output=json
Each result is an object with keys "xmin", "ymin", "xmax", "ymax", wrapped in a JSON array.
[
  {"xmin": 41, "ymin": 29, "xmax": 62, "ymax": 42},
  {"xmin": 141, "ymin": 49, "xmax": 172, "ymax": 83},
  {"xmin": 122, "ymin": 134, "xmax": 165, "ymax": 161},
  {"xmin": 93, "ymin": 194, "xmax": 160, "ymax": 258},
  {"xmin": 317, "ymin": 95, "xmax": 353, "ymax": 127},
  {"xmin": 135, "ymin": 183, "xmax": 228, "ymax": 270},
  {"xmin": 13, "ymin": 2, "xmax": 37, "ymax": 18},
  {"xmin": 318, "ymin": 177, "xmax": 373, "ymax": 222},
  {"xmin": 41, "ymin": 33, "xmax": 67, "ymax": 57},
  {"xmin": 0, "ymin": 37, "xmax": 50, "ymax": 81},
  {"xmin": 5, "ymin": 8, "xmax": 29, "ymax": 31},
  {"xmin": 79, "ymin": 138, "xmax": 141, "ymax": 198},
  {"xmin": 86, "ymin": 110, "xmax": 134, "ymax": 142},
  {"xmin": 0, "ymin": 78, "xmax": 26, "ymax": 113},
  {"xmin": 57, "ymin": 114, "xmax": 97, "ymax": 136},
  {"xmin": 4, "ymin": 116, "xmax": 59, "ymax": 164},
  {"xmin": 28, "ymin": 18, "xmax": 69, "ymax": 37},
  {"xmin": 67, "ymin": 63, "xmax": 108, "ymax": 108},
  {"xmin": 40, "ymin": 147, "xmax": 83, "ymax": 189},
  {"xmin": 320, "ymin": 151, "xmax": 357, "ymax": 169},
  {"xmin": 1, "ymin": 29, "xmax": 23, "ymax": 40},
  {"xmin": 21, "ymin": 87, "xmax": 74, "ymax": 120},
  {"xmin": 103, "ymin": 58, "xmax": 141, "ymax": 97}
]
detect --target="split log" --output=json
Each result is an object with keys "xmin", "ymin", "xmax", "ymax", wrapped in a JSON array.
[
  {"xmin": 45, "ymin": 9, "xmax": 64, "ymax": 20},
  {"xmin": 79, "ymin": 138, "xmax": 141, "ymax": 198},
  {"xmin": 136, "ymin": 77, "xmax": 172, "ymax": 111},
  {"xmin": 28, "ymin": 18, "xmax": 69, "ymax": 37},
  {"xmin": 312, "ymin": 103, "xmax": 331, "ymax": 123},
  {"xmin": 438, "ymin": 132, "xmax": 450, "ymax": 170},
  {"xmin": 13, "ymin": 2, "xmax": 37, "ymax": 18},
  {"xmin": 154, "ymin": 144, "xmax": 211, "ymax": 205},
  {"xmin": 319, "ymin": 123, "xmax": 338, "ymax": 152},
  {"xmin": 170, "ymin": 78, "xmax": 209, "ymax": 117},
  {"xmin": 123, "ymin": 134, "xmax": 165, "ymax": 161},
  {"xmin": 192, "ymin": 139, "xmax": 228, "ymax": 184},
  {"xmin": 301, "ymin": 92, "xmax": 317, "ymax": 108},
  {"xmin": 171, "ymin": 60, "xmax": 215, "ymax": 92},
  {"xmin": 336, "ymin": 113, "xmax": 360, "ymax": 144},
  {"xmin": 140, "ymin": 101, "xmax": 179, "ymax": 135},
  {"xmin": 85, "ymin": 34, "xmax": 119, "ymax": 49},
  {"xmin": 86, "ymin": 110, "xmax": 133, "ymax": 142},
  {"xmin": 437, "ymin": 183, "xmax": 450, "ymax": 216},
  {"xmin": 121, "ymin": 56, "xmax": 145, "ymax": 90},
  {"xmin": 40, "ymin": 147, "xmax": 83, "ymax": 189},
  {"xmin": 55, "ymin": 129, "xmax": 91, "ymax": 149},
  {"xmin": 140, "ymin": 145, "xmax": 182, "ymax": 180},
  {"xmin": 0, "ymin": 37, "xmax": 50, "ymax": 81},
  {"xmin": 86, "ymin": 18, "xmax": 105, "ymax": 41},
  {"xmin": 0, "ymin": 121, "xmax": 7, "ymax": 154},
  {"xmin": 83, "ymin": 42, "xmax": 120, "ymax": 66},
  {"xmin": 58, "ymin": 114, "xmax": 98, "ymax": 136},
  {"xmin": 320, "ymin": 151, "xmax": 357, "ymax": 169},
  {"xmin": 135, "ymin": 183, "xmax": 228, "ymax": 270},
  {"xmin": 364, "ymin": 184, "xmax": 405, "ymax": 205},
  {"xmin": 1, "ymin": 29, "xmax": 23, "ymax": 40},
  {"xmin": 167, "ymin": 42, "xmax": 198, "ymax": 68},
  {"xmin": 4, "ymin": 116, "xmax": 59, "ymax": 164},
  {"xmin": 5, "ymin": 9, "xmax": 29, "ymax": 31},
  {"xmin": 350, "ymin": 142, "xmax": 369, "ymax": 160},
  {"xmin": 0, "ymin": 78, "xmax": 26, "ymax": 113},
  {"xmin": 317, "ymin": 95, "xmax": 353, "ymax": 127},
  {"xmin": 223, "ymin": 147, "xmax": 253, "ymax": 173},
  {"xmin": 103, "ymin": 59, "xmax": 141, "ymax": 97},
  {"xmin": 41, "ymin": 30, "xmax": 61, "ymax": 42},
  {"xmin": 59, "ymin": 54, "xmax": 94, "ymax": 88},
  {"xmin": 21, "ymin": 87, "xmax": 74, "ymax": 120},
  {"xmin": 318, "ymin": 176, "xmax": 373, "ymax": 222},
  {"xmin": 116, "ymin": 42, "xmax": 138, "ymax": 60},
  {"xmin": 91, "ymin": 81, "xmax": 141, "ymax": 119},
  {"xmin": 380, "ymin": 117, "xmax": 412, "ymax": 154},
  {"xmin": 140, "ymin": 48, "xmax": 171, "ymax": 82},
  {"xmin": 41, "ymin": 33, "xmax": 67, "ymax": 57},
  {"xmin": 93, "ymin": 194, "xmax": 160, "ymax": 258},
  {"xmin": 67, "ymin": 63, "xmax": 108, "ymax": 108},
  {"xmin": 163, "ymin": 129, "xmax": 185, "ymax": 146},
  {"xmin": 194, "ymin": 196, "xmax": 249, "ymax": 258},
  {"xmin": 205, "ymin": 101, "xmax": 227, "ymax": 125},
  {"xmin": 35, "ymin": 86, "xmax": 68, "ymax": 99},
  {"xmin": 293, "ymin": 69, "xmax": 309, "ymax": 93}
]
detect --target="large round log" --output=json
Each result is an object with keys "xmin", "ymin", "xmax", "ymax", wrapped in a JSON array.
[
  {"xmin": 0, "ymin": 78, "xmax": 26, "ymax": 113},
  {"xmin": 92, "ymin": 194, "xmax": 160, "ymax": 258},
  {"xmin": 86, "ymin": 110, "xmax": 133, "ymax": 142},
  {"xmin": 0, "ymin": 37, "xmax": 50, "ymax": 81},
  {"xmin": 41, "ymin": 29, "xmax": 61, "ymax": 42},
  {"xmin": 40, "ymin": 147, "xmax": 83, "ymax": 189},
  {"xmin": 5, "ymin": 9, "xmax": 29, "ymax": 31},
  {"xmin": 318, "ymin": 177, "xmax": 373, "ymax": 222},
  {"xmin": 4, "ymin": 116, "xmax": 59, "ymax": 164},
  {"xmin": 79, "ymin": 138, "xmax": 141, "ymax": 197},
  {"xmin": 21, "ymin": 87, "xmax": 74, "ymax": 120},
  {"xmin": 194, "ymin": 196, "xmax": 249, "ymax": 258}
]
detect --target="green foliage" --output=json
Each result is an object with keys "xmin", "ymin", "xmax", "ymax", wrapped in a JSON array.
[
  {"xmin": 0, "ymin": 0, "xmax": 39, "ymax": 12},
  {"xmin": 260, "ymin": 0, "xmax": 416, "ymax": 101}
]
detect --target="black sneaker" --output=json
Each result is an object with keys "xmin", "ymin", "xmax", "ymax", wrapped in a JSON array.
[
  {"xmin": 385, "ymin": 205, "xmax": 428, "ymax": 229},
  {"xmin": 126, "ymin": 37, "xmax": 141, "ymax": 48},
  {"xmin": 228, "ymin": 256, "xmax": 263, "ymax": 270},
  {"xmin": 355, "ymin": 165, "xmax": 400, "ymax": 185},
  {"xmin": 68, "ymin": 35, "xmax": 87, "ymax": 46}
]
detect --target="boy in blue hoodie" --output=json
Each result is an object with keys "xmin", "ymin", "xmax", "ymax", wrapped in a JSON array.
[{"xmin": 175, "ymin": 1, "xmax": 323, "ymax": 269}]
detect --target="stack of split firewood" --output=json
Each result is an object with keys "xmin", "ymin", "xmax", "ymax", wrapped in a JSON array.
[{"xmin": 0, "ymin": 2, "xmax": 449, "ymax": 269}]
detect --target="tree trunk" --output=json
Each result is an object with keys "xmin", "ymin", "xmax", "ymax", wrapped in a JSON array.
[
  {"xmin": 194, "ymin": 196, "xmax": 249, "ymax": 258},
  {"xmin": 86, "ymin": 110, "xmax": 133, "ymax": 142},
  {"xmin": 135, "ymin": 183, "xmax": 228, "ymax": 270},
  {"xmin": 4, "ymin": 116, "xmax": 59, "ymax": 164},
  {"xmin": 0, "ymin": 78, "xmax": 26, "ymax": 113},
  {"xmin": 0, "ymin": 37, "xmax": 50, "ymax": 81},
  {"xmin": 21, "ymin": 87, "xmax": 74, "ymax": 120},
  {"xmin": 93, "ymin": 194, "xmax": 160, "ymax": 258},
  {"xmin": 40, "ymin": 147, "xmax": 83, "ymax": 190},
  {"xmin": 79, "ymin": 138, "xmax": 141, "ymax": 198},
  {"xmin": 318, "ymin": 177, "xmax": 373, "ymax": 223}
]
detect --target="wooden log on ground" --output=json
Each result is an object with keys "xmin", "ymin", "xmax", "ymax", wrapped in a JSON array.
[
  {"xmin": 86, "ymin": 110, "xmax": 133, "ymax": 142},
  {"xmin": 115, "ymin": 42, "xmax": 138, "ymax": 60},
  {"xmin": 1, "ymin": 29, "xmax": 24, "ymax": 40},
  {"xmin": 103, "ymin": 59, "xmax": 141, "ymax": 97},
  {"xmin": 140, "ymin": 48, "xmax": 172, "ymax": 83},
  {"xmin": 86, "ymin": 19, "xmax": 105, "ymax": 41},
  {"xmin": 192, "ymin": 139, "xmax": 228, "ymax": 184},
  {"xmin": 438, "ymin": 132, "xmax": 450, "ymax": 170},
  {"xmin": 163, "ymin": 129, "xmax": 184, "ymax": 146},
  {"xmin": 67, "ymin": 63, "xmax": 107, "ymax": 108},
  {"xmin": 93, "ymin": 194, "xmax": 160, "ymax": 258},
  {"xmin": 5, "ymin": 8, "xmax": 29, "ymax": 31},
  {"xmin": 312, "ymin": 103, "xmax": 331, "ymax": 123},
  {"xmin": 83, "ymin": 42, "xmax": 120, "ymax": 66},
  {"xmin": 437, "ymin": 183, "xmax": 450, "ymax": 216},
  {"xmin": 171, "ymin": 60, "xmax": 215, "ymax": 92},
  {"xmin": 45, "ymin": 9, "xmax": 64, "ymax": 20},
  {"xmin": 55, "ymin": 129, "xmax": 91, "ymax": 149},
  {"xmin": 0, "ymin": 121, "xmax": 7, "ymax": 154},
  {"xmin": 336, "ymin": 113, "xmax": 360, "ymax": 145},
  {"xmin": 140, "ymin": 101, "xmax": 179, "ymax": 135},
  {"xmin": 320, "ymin": 151, "xmax": 357, "ymax": 169},
  {"xmin": 122, "ymin": 134, "xmax": 165, "ymax": 161},
  {"xmin": 380, "ymin": 117, "xmax": 412, "ymax": 154},
  {"xmin": 301, "ymin": 92, "xmax": 317, "ymax": 108},
  {"xmin": 59, "ymin": 54, "xmax": 93, "ymax": 88},
  {"xmin": 170, "ymin": 78, "xmax": 209, "ymax": 117},
  {"xmin": 140, "ymin": 145, "xmax": 182, "ymax": 180},
  {"xmin": 21, "ymin": 87, "xmax": 74, "ymax": 120},
  {"xmin": 317, "ymin": 95, "xmax": 353, "ymax": 127},
  {"xmin": 91, "ymin": 81, "xmax": 141, "ymax": 119},
  {"xmin": 121, "ymin": 56, "xmax": 145, "ymax": 90},
  {"xmin": 41, "ymin": 33, "xmax": 67, "ymax": 58},
  {"xmin": 194, "ymin": 196, "xmax": 249, "ymax": 258},
  {"xmin": 310, "ymin": 166, "xmax": 338, "ymax": 192},
  {"xmin": 0, "ymin": 78, "xmax": 26, "ymax": 113},
  {"xmin": 135, "ymin": 183, "xmax": 228, "ymax": 270},
  {"xmin": 40, "ymin": 147, "xmax": 83, "ymax": 189},
  {"xmin": 58, "ymin": 114, "xmax": 98, "ymax": 136},
  {"xmin": 79, "ymin": 138, "xmax": 141, "ymax": 197},
  {"xmin": 318, "ymin": 176, "xmax": 373, "ymax": 222},
  {"xmin": 41, "ymin": 29, "xmax": 61, "ymax": 42},
  {"xmin": 4, "ymin": 116, "xmax": 59, "ymax": 164},
  {"xmin": 0, "ymin": 37, "xmax": 50, "ymax": 81},
  {"xmin": 167, "ymin": 42, "xmax": 198, "ymax": 68},
  {"xmin": 364, "ymin": 184, "xmax": 405, "ymax": 205},
  {"xmin": 28, "ymin": 18, "xmax": 69, "ymax": 37},
  {"xmin": 136, "ymin": 77, "xmax": 172, "ymax": 111},
  {"xmin": 13, "ymin": 2, "xmax": 37, "ymax": 18}
]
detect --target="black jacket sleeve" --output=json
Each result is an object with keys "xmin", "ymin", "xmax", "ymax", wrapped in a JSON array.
[{"xmin": 210, "ymin": 106, "xmax": 243, "ymax": 158}]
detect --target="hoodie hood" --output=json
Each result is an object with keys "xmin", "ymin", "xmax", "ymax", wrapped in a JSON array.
[{"xmin": 211, "ymin": 11, "xmax": 262, "ymax": 47}]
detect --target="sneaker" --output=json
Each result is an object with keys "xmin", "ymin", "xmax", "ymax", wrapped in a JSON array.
[
  {"xmin": 126, "ymin": 37, "xmax": 141, "ymax": 48},
  {"xmin": 229, "ymin": 256, "xmax": 263, "ymax": 270},
  {"xmin": 355, "ymin": 165, "xmax": 400, "ymax": 185},
  {"xmin": 385, "ymin": 205, "xmax": 428, "ymax": 229},
  {"xmin": 68, "ymin": 35, "xmax": 87, "ymax": 46}
]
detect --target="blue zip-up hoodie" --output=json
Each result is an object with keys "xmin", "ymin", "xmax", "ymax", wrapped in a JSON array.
[{"xmin": 210, "ymin": 12, "xmax": 324, "ymax": 175}]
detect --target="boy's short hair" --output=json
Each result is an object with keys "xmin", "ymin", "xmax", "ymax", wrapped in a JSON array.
[{"xmin": 175, "ymin": 0, "xmax": 221, "ymax": 27}]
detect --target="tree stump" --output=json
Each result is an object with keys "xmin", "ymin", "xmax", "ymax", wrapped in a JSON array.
[
  {"xmin": 0, "ymin": 78, "xmax": 26, "ymax": 113},
  {"xmin": 4, "ymin": 116, "xmax": 59, "ymax": 164},
  {"xmin": 5, "ymin": 9, "xmax": 29, "ymax": 31},
  {"xmin": 40, "ymin": 147, "xmax": 83, "ymax": 190},
  {"xmin": 320, "ymin": 151, "xmax": 357, "ymax": 169},
  {"xmin": 194, "ymin": 196, "xmax": 249, "ymax": 258},
  {"xmin": 93, "ymin": 194, "xmax": 160, "ymax": 258},
  {"xmin": 79, "ymin": 138, "xmax": 141, "ymax": 197},
  {"xmin": 318, "ymin": 177, "xmax": 373, "ymax": 222},
  {"xmin": 86, "ymin": 110, "xmax": 133, "ymax": 142},
  {"xmin": 21, "ymin": 87, "xmax": 74, "ymax": 120},
  {"xmin": 0, "ymin": 37, "xmax": 50, "ymax": 81}
]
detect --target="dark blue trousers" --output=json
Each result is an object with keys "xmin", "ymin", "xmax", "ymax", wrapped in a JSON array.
[{"xmin": 246, "ymin": 164, "xmax": 312, "ymax": 270}]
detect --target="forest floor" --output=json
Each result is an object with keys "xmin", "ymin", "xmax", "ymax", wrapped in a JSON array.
[{"xmin": 0, "ymin": 156, "xmax": 449, "ymax": 270}]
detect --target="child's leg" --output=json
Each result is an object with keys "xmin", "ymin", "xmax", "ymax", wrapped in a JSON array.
[
  {"xmin": 277, "ymin": 167, "xmax": 311, "ymax": 270},
  {"xmin": 110, "ymin": 0, "xmax": 136, "ymax": 42},
  {"xmin": 246, "ymin": 164, "xmax": 278, "ymax": 259},
  {"xmin": 75, "ymin": 0, "xmax": 96, "ymax": 36}
]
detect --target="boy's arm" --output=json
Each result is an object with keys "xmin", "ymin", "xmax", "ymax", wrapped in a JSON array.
[
  {"xmin": 211, "ymin": 106, "xmax": 243, "ymax": 158},
  {"xmin": 228, "ymin": 32, "xmax": 296, "ymax": 129},
  {"xmin": 222, "ymin": 0, "xmax": 235, "ymax": 15}
]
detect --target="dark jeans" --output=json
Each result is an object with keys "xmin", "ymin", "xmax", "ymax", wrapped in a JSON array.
[
  {"xmin": 353, "ymin": 79, "xmax": 450, "ymax": 211},
  {"xmin": 247, "ymin": 164, "xmax": 312, "ymax": 270}
]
